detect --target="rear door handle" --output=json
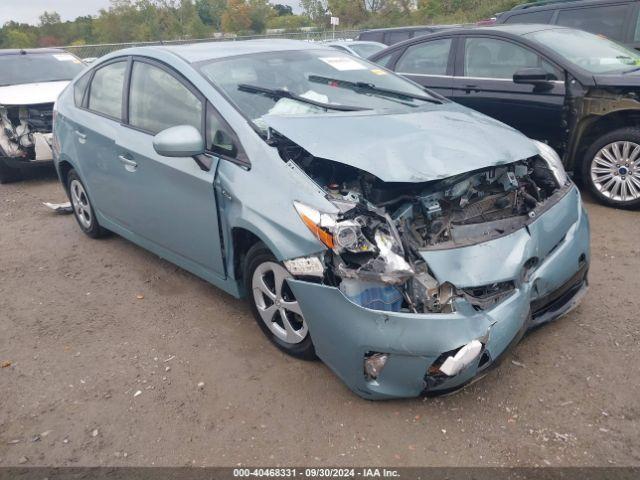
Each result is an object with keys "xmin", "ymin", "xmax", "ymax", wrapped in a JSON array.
[
  {"xmin": 75, "ymin": 130, "xmax": 86, "ymax": 143},
  {"xmin": 118, "ymin": 154, "xmax": 138, "ymax": 172}
]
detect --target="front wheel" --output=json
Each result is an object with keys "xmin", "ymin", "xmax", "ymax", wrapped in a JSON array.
[
  {"xmin": 581, "ymin": 128, "xmax": 640, "ymax": 209},
  {"xmin": 244, "ymin": 243, "xmax": 316, "ymax": 360},
  {"xmin": 66, "ymin": 169, "xmax": 107, "ymax": 238}
]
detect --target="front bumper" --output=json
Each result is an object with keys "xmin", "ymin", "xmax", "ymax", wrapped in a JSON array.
[
  {"xmin": 1, "ymin": 133, "xmax": 54, "ymax": 168},
  {"xmin": 288, "ymin": 186, "xmax": 591, "ymax": 400}
]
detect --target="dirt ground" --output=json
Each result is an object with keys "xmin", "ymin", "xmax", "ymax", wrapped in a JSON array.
[{"xmin": 0, "ymin": 166, "xmax": 639, "ymax": 468}]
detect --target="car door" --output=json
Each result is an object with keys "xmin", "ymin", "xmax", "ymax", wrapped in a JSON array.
[
  {"xmin": 73, "ymin": 58, "xmax": 129, "ymax": 216},
  {"xmin": 114, "ymin": 58, "xmax": 225, "ymax": 277},
  {"xmin": 391, "ymin": 37, "xmax": 455, "ymax": 97},
  {"xmin": 451, "ymin": 36, "xmax": 566, "ymax": 150}
]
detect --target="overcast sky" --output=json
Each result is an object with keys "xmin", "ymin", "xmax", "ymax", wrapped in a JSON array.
[{"xmin": 0, "ymin": 0, "xmax": 301, "ymax": 26}]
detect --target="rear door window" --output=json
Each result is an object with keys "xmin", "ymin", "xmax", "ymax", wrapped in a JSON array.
[
  {"xmin": 128, "ymin": 61, "xmax": 203, "ymax": 135},
  {"xmin": 395, "ymin": 39, "xmax": 452, "ymax": 75},
  {"xmin": 88, "ymin": 61, "xmax": 127, "ymax": 119},
  {"xmin": 503, "ymin": 10, "xmax": 555, "ymax": 24},
  {"xmin": 556, "ymin": 4, "xmax": 630, "ymax": 42}
]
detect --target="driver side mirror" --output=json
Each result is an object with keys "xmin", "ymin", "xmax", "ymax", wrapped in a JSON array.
[
  {"xmin": 153, "ymin": 125, "xmax": 205, "ymax": 158},
  {"xmin": 153, "ymin": 125, "xmax": 213, "ymax": 172},
  {"xmin": 513, "ymin": 67, "xmax": 555, "ymax": 87}
]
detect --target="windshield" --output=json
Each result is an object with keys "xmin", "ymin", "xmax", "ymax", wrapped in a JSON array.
[
  {"xmin": 198, "ymin": 50, "xmax": 439, "ymax": 129},
  {"xmin": 0, "ymin": 52, "xmax": 84, "ymax": 87},
  {"xmin": 349, "ymin": 43, "xmax": 386, "ymax": 58},
  {"xmin": 528, "ymin": 29, "xmax": 640, "ymax": 74}
]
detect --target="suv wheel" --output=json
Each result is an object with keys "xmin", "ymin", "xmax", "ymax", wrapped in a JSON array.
[
  {"xmin": 582, "ymin": 128, "xmax": 640, "ymax": 209},
  {"xmin": 67, "ymin": 169, "xmax": 107, "ymax": 238},
  {"xmin": 244, "ymin": 243, "xmax": 316, "ymax": 360}
]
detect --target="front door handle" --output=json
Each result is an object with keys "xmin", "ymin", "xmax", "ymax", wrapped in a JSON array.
[
  {"xmin": 118, "ymin": 154, "xmax": 138, "ymax": 172},
  {"xmin": 75, "ymin": 130, "xmax": 87, "ymax": 143}
]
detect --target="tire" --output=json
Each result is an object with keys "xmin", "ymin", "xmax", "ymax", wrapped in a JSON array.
[
  {"xmin": 0, "ymin": 160, "xmax": 23, "ymax": 184},
  {"xmin": 581, "ymin": 127, "xmax": 640, "ymax": 209},
  {"xmin": 66, "ymin": 169, "xmax": 107, "ymax": 238},
  {"xmin": 244, "ymin": 242, "xmax": 316, "ymax": 360}
]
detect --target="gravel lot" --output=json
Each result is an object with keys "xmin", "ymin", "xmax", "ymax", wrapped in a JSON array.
[{"xmin": 1, "ymin": 167, "xmax": 639, "ymax": 467}]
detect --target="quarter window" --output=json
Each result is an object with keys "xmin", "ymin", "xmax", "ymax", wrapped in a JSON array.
[
  {"xmin": 556, "ymin": 5, "xmax": 630, "ymax": 42},
  {"xmin": 464, "ymin": 37, "xmax": 558, "ymax": 79},
  {"xmin": 396, "ymin": 39, "xmax": 452, "ymax": 75},
  {"xmin": 74, "ymin": 71, "xmax": 91, "ymax": 107},
  {"xmin": 128, "ymin": 61, "xmax": 202, "ymax": 135},
  {"xmin": 88, "ymin": 61, "xmax": 126, "ymax": 119},
  {"xmin": 206, "ymin": 103, "xmax": 247, "ymax": 162}
]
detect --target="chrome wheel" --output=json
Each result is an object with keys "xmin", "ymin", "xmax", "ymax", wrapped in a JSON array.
[
  {"xmin": 251, "ymin": 261, "xmax": 308, "ymax": 345},
  {"xmin": 591, "ymin": 141, "xmax": 640, "ymax": 203},
  {"xmin": 69, "ymin": 179, "xmax": 92, "ymax": 229}
]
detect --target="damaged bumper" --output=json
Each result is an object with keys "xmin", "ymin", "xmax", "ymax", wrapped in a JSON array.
[{"xmin": 287, "ymin": 186, "xmax": 590, "ymax": 400}]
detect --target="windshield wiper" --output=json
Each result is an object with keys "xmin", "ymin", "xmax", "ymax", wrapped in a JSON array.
[
  {"xmin": 308, "ymin": 75, "xmax": 442, "ymax": 104},
  {"xmin": 237, "ymin": 84, "xmax": 368, "ymax": 112}
]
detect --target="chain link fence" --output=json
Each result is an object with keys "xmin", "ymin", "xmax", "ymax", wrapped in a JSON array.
[{"xmin": 63, "ymin": 29, "xmax": 363, "ymax": 60}]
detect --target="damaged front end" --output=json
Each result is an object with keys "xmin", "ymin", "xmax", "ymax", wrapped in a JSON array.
[
  {"xmin": 282, "ymin": 134, "xmax": 570, "ymax": 316},
  {"xmin": 0, "ymin": 103, "xmax": 55, "ymax": 164},
  {"xmin": 276, "ymin": 131, "xmax": 588, "ymax": 399}
]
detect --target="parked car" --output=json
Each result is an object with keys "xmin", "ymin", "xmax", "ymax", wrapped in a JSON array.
[
  {"xmin": 356, "ymin": 25, "xmax": 463, "ymax": 46},
  {"xmin": 53, "ymin": 39, "xmax": 590, "ymax": 400},
  {"xmin": 370, "ymin": 24, "xmax": 640, "ymax": 208},
  {"xmin": 496, "ymin": 0, "xmax": 640, "ymax": 50},
  {"xmin": 0, "ymin": 48, "xmax": 85, "ymax": 183},
  {"xmin": 324, "ymin": 40, "xmax": 387, "ymax": 58}
]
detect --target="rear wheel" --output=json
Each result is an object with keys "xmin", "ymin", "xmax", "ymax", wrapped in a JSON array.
[
  {"xmin": 0, "ymin": 160, "xmax": 23, "ymax": 184},
  {"xmin": 244, "ymin": 243, "xmax": 316, "ymax": 360},
  {"xmin": 581, "ymin": 128, "xmax": 640, "ymax": 209},
  {"xmin": 67, "ymin": 169, "xmax": 107, "ymax": 238}
]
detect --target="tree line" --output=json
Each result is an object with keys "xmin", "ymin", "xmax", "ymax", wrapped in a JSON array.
[{"xmin": 0, "ymin": 0, "xmax": 521, "ymax": 49}]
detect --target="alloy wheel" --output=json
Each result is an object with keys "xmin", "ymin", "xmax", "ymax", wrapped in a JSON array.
[
  {"xmin": 591, "ymin": 141, "xmax": 640, "ymax": 203},
  {"xmin": 251, "ymin": 261, "xmax": 308, "ymax": 345},
  {"xmin": 69, "ymin": 179, "xmax": 93, "ymax": 229}
]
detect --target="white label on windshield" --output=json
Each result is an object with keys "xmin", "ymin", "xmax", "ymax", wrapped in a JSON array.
[
  {"xmin": 319, "ymin": 56, "xmax": 367, "ymax": 71},
  {"xmin": 53, "ymin": 54, "xmax": 76, "ymax": 62}
]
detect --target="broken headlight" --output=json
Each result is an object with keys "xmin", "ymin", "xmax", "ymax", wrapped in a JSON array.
[
  {"xmin": 534, "ymin": 140, "xmax": 568, "ymax": 187},
  {"xmin": 293, "ymin": 201, "xmax": 376, "ymax": 254},
  {"xmin": 293, "ymin": 201, "xmax": 414, "ymax": 285}
]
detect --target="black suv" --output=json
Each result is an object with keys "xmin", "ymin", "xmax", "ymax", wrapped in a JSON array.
[
  {"xmin": 496, "ymin": 0, "xmax": 640, "ymax": 50},
  {"xmin": 370, "ymin": 24, "xmax": 640, "ymax": 209},
  {"xmin": 356, "ymin": 25, "xmax": 463, "ymax": 46}
]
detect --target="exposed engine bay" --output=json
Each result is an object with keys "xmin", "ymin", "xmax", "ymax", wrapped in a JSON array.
[
  {"xmin": 278, "ymin": 134, "xmax": 569, "ymax": 315},
  {"xmin": 0, "ymin": 103, "xmax": 54, "ymax": 159}
]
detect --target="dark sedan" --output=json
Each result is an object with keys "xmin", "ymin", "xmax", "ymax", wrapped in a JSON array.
[{"xmin": 371, "ymin": 24, "xmax": 640, "ymax": 209}]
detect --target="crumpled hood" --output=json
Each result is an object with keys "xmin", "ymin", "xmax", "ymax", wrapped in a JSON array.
[
  {"xmin": 0, "ymin": 80, "xmax": 69, "ymax": 106},
  {"xmin": 263, "ymin": 103, "xmax": 538, "ymax": 183}
]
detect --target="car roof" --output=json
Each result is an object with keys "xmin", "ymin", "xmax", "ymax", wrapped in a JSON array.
[
  {"xmin": 325, "ymin": 40, "xmax": 385, "ymax": 47},
  {"xmin": 0, "ymin": 48, "xmax": 68, "ymax": 56},
  {"xmin": 147, "ymin": 39, "xmax": 327, "ymax": 64},
  {"xmin": 360, "ymin": 24, "xmax": 464, "ymax": 34},
  {"xmin": 508, "ymin": 0, "xmax": 627, "ymax": 13},
  {"xmin": 418, "ymin": 23, "xmax": 572, "ymax": 37}
]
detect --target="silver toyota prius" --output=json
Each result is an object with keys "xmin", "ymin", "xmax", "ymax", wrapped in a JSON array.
[{"xmin": 53, "ymin": 40, "xmax": 590, "ymax": 399}]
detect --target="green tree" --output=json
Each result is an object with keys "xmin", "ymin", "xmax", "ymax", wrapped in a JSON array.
[
  {"xmin": 273, "ymin": 3, "xmax": 293, "ymax": 16},
  {"xmin": 221, "ymin": 0, "xmax": 251, "ymax": 32},
  {"xmin": 196, "ymin": 0, "xmax": 227, "ymax": 29},
  {"xmin": 3, "ymin": 29, "xmax": 36, "ymax": 48},
  {"xmin": 300, "ymin": 0, "xmax": 328, "ymax": 25}
]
